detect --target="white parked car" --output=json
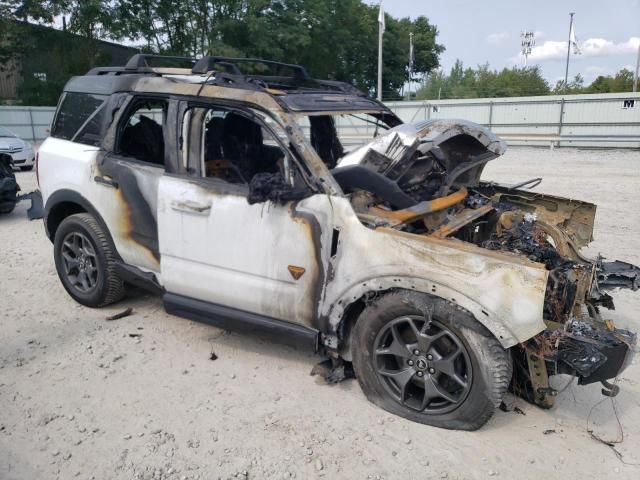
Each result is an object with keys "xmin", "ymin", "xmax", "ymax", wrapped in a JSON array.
[{"xmin": 0, "ymin": 126, "xmax": 35, "ymax": 171}]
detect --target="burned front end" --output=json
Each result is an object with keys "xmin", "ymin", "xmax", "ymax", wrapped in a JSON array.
[
  {"xmin": 475, "ymin": 184, "xmax": 637, "ymax": 406},
  {"xmin": 333, "ymin": 118, "xmax": 638, "ymax": 408}
]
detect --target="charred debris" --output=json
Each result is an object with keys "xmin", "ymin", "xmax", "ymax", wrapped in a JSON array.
[
  {"xmin": 0, "ymin": 153, "xmax": 43, "ymax": 218},
  {"xmin": 318, "ymin": 119, "xmax": 638, "ymax": 407}
]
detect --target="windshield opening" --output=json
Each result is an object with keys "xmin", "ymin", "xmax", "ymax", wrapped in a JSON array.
[{"xmin": 296, "ymin": 112, "xmax": 393, "ymax": 169}]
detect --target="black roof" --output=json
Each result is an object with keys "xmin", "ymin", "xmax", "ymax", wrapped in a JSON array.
[{"xmin": 70, "ymin": 54, "xmax": 400, "ymax": 123}]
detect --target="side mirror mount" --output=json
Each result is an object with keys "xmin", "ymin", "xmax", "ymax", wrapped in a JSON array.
[{"xmin": 248, "ymin": 172, "xmax": 312, "ymax": 205}]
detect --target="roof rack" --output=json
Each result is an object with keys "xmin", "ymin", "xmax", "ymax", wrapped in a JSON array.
[
  {"xmin": 125, "ymin": 54, "xmax": 196, "ymax": 70},
  {"xmin": 191, "ymin": 56, "xmax": 310, "ymax": 80},
  {"xmin": 85, "ymin": 54, "xmax": 366, "ymax": 97}
]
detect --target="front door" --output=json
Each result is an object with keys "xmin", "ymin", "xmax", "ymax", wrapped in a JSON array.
[{"xmin": 158, "ymin": 103, "xmax": 333, "ymax": 327}]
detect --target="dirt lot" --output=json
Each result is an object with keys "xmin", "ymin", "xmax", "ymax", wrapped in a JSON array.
[{"xmin": 1, "ymin": 147, "xmax": 640, "ymax": 480}]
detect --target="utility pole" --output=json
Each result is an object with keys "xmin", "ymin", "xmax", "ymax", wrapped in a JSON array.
[
  {"xmin": 634, "ymin": 43, "xmax": 640, "ymax": 93},
  {"xmin": 377, "ymin": 1, "xmax": 385, "ymax": 101},
  {"xmin": 563, "ymin": 12, "xmax": 575, "ymax": 92},
  {"xmin": 521, "ymin": 31, "xmax": 535, "ymax": 67}
]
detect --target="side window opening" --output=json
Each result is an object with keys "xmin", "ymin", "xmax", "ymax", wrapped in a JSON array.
[
  {"xmin": 51, "ymin": 92, "xmax": 108, "ymax": 146},
  {"xmin": 117, "ymin": 98, "xmax": 168, "ymax": 167},
  {"xmin": 181, "ymin": 106, "xmax": 290, "ymax": 186},
  {"xmin": 203, "ymin": 110, "xmax": 283, "ymax": 184}
]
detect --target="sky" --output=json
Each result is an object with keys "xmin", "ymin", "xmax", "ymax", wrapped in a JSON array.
[{"xmin": 366, "ymin": 0, "xmax": 640, "ymax": 84}]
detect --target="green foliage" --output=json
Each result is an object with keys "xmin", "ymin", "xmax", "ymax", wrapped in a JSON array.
[
  {"xmin": 1, "ymin": 0, "xmax": 445, "ymax": 103},
  {"xmin": 416, "ymin": 61, "xmax": 636, "ymax": 100},
  {"xmin": 583, "ymin": 69, "xmax": 635, "ymax": 93},
  {"xmin": 552, "ymin": 74, "xmax": 584, "ymax": 94},
  {"xmin": 416, "ymin": 61, "xmax": 550, "ymax": 99}
]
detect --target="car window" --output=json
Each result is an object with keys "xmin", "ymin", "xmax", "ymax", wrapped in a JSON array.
[
  {"xmin": 0, "ymin": 127, "xmax": 16, "ymax": 138},
  {"xmin": 116, "ymin": 98, "xmax": 168, "ymax": 167},
  {"xmin": 181, "ymin": 106, "xmax": 288, "ymax": 186},
  {"xmin": 51, "ymin": 92, "xmax": 108, "ymax": 145}
]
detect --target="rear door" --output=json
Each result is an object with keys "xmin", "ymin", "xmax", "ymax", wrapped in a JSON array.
[
  {"xmin": 158, "ymin": 102, "xmax": 333, "ymax": 327},
  {"xmin": 95, "ymin": 95, "xmax": 174, "ymax": 273}
]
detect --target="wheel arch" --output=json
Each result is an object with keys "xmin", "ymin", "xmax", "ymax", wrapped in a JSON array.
[
  {"xmin": 44, "ymin": 190, "xmax": 117, "ymax": 256},
  {"xmin": 326, "ymin": 276, "xmax": 527, "ymax": 354}
]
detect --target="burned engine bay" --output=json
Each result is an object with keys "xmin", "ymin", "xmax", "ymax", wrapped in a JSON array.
[{"xmin": 328, "ymin": 118, "xmax": 639, "ymax": 408}]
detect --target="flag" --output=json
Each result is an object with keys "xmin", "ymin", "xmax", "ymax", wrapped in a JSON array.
[
  {"xmin": 378, "ymin": 2, "xmax": 385, "ymax": 35},
  {"xmin": 570, "ymin": 22, "xmax": 581, "ymax": 54}
]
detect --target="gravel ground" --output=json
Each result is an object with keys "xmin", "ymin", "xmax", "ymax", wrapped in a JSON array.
[{"xmin": 1, "ymin": 147, "xmax": 640, "ymax": 480}]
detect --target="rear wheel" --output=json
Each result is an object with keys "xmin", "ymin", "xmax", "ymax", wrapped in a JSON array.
[
  {"xmin": 351, "ymin": 291, "xmax": 511, "ymax": 430},
  {"xmin": 53, "ymin": 213, "xmax": 125, "ymax": 307}
]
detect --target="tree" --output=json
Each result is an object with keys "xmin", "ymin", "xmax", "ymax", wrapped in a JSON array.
[
  {"xmin": 2, "ymin": 0, "xmax": 445, "ymax": 102},
  {"xmin": 415, "ymin": 60, "xmax": 550, "ymax": 100}
]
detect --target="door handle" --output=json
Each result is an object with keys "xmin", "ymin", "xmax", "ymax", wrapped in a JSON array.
[
  {"xmin": 171, "ymin": 200, "xmax": 212, "ymax": 214},
  {"xmin": 94, "ymin": 175, "xmax": 118, "ymax": 189}
]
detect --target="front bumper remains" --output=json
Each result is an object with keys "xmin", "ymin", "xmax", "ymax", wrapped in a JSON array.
[
  {"xmin": 521, "ymin": 320, "xmax": 636, "ymax": 408},
  {"xmin": 555, "ymin": 320, "xmax": 636, "ymax": 385}
]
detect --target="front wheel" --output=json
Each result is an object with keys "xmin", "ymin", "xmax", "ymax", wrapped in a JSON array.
[
  {"xmin": 53, "ymin": 213, "xmax": 125, "ymax": 307},
  {"xmin": 351, "ymin": 291, "xmax": 512, "ymax": 430}
]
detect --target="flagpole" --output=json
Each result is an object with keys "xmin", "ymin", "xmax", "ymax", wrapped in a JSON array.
[
  {"xmin": 563, "ymin": 12, "xmax": 574, "ymax": 92},
  {"xmin": 408, "ymin": 32, "xmax": 414, "ymax": 100},
  {"xmin": 633, "ymin": 43, "xmax": 639, "ymax": 93},
  {"xmin": 377, "ymin": 2, "xmax": 384, "ymax": 101}
]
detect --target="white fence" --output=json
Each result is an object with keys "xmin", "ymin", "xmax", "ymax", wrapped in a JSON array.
[
  {"xmin": 0, "ymin": 106, "xmax": 55, "ymax": 143},
  {"xmin": 1, "ymin": 92, "xmax": 639, "ymax": 149},
  {"xmin": 382, "ymin": 93, "xmax": 640, "ymax": 149}
]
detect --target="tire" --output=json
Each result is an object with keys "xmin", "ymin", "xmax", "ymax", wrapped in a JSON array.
[
  {"xmin": 351, "ymin": 290, "xmax": 511, "ymax": 430},
  {"xmin": 20, "ymin": 166, "xmax": 34, "ymax": 171},
  {"xmin": 53, "ymin": 213, "xmax": 125, "ymax": 307},
  {"xmin": 0, "ymin": 202, "xmax": 16, "ymax": 214}
]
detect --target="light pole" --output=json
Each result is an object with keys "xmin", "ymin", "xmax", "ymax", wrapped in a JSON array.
[
  {"xmin": 377, "ymin": 1, "xmax": 385, "ymax": 101},
  {"xmin": 521, "ymin": 31, "xmax": 535, "ymax": 67},
  {"xmin": 563, "ymin": 12, "xmax": 575, "ymax": 92}
]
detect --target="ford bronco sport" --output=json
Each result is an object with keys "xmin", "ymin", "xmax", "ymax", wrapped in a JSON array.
[{"xmin": 38, "ymin": 55, "xmax": 639, "ymax": 430}]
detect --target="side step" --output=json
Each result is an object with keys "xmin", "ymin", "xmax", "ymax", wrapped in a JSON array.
[{"xmin": 163, "ymin": 292, "xmax": 320, "ymax": 352}]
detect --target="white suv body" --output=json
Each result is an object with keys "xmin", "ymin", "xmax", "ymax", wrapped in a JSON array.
[{"xmin": 38, "ymin": 55, "xmax": 637, "ymax": 430}]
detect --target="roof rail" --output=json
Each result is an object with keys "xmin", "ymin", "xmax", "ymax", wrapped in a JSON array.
[
  {"xmin": 125, "ymin": 54, "xmax": 195, "ymax": 70},
  {"xmin": 192, "ymin": 56, "xmax": 310, "ymax": 79},
  {"xmin": 84, "ymin": 53, "xmax": 367, "ymax": 97}
]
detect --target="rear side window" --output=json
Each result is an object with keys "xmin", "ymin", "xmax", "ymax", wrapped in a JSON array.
[{"xmin": 52, "ymin": 92, "xmax": 108, "ymax": 146}]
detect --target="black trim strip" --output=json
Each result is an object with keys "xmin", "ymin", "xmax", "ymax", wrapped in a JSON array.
[
  {"xmin": 115, "ymin": 262, "xmax": 164, "ymax": 295},
  {"xmin": 164, "ymin": 293, "xmax": 320, "ymax": 352}
]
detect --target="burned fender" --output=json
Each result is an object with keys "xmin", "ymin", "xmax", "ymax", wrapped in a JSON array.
[{"xmin": 323, "ymin": 275, "xmax": 541, "ymax": 353}]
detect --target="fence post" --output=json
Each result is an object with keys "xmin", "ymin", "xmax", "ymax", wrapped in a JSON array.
[
  {"xmin": 557, "ymin": 98, "xmax": 565, "ymax": 149},
  {"xmin": 488, "ymin": 101, "xmax": 494, "ymax": 129},
  {"xmin": 28, "ymin": 108, "xmax": 37, "ymax": 143}
]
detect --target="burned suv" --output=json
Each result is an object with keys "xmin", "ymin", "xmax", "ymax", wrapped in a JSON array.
[{"xmin": 39, "ymin": 55, "xmax": 639, "ymax": 430}]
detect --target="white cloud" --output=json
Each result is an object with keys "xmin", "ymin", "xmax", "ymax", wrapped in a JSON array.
[
  {"xmin": 525, "ymin": 37, "xmax": 640, "ymax": 61},
  {"xmin": 487, "ymin": 32, "xmax": 510, "ymax": 45},
  {"xmin": 584, "ymin": 65, "xmax": 612, "ymax": 75}
]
